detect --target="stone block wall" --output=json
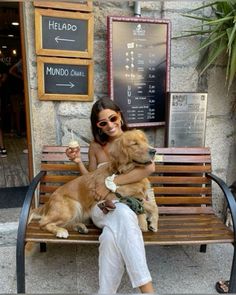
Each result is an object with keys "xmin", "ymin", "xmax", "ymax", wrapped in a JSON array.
[{"xmin": 23, "ymin": 1, "xmax": 236, "ymax": 215}]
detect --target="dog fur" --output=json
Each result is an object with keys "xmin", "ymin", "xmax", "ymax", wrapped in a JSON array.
[{"xmin": 29, "ymin": 130, "xmax": 159, "ymax": 238}]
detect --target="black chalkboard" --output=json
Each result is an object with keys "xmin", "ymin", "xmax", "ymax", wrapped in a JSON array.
[
  {"xmin": 44, "ymin": 63, "xmax": 88, "ymax": 95},
  {"xmin": 37, "ymin": 56, "xmax": 94, "ymax": 101},
  {"xmin": 108, "ymin": 17, "xmax": 170, "ymax": 127},
  {"xmin": 35, "ymin": 9, "xmax": 93, "ymax": 58},
  {"xmin": 42, "ymin": 16, "xmax": 87, "ymax": 52}
]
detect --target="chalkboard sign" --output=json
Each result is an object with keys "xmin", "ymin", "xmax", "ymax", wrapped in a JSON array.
[
  {"xmin": 34, "ymin": 1, "xmax": 93, "ymax": 12},
  {"xmin": 35, "ymin": 9, "xmax": 93, "ymax": 58},
  {"xmin": 108, "ymin": 16, "xmax": 170, "ymax": 127},
  {"xmin": 37, "ymin": 56, "xmax": 94, "ymax": 101},
  {"xmin": 166, "ymin": 92, "xmax": 208, "ymax": 147}
]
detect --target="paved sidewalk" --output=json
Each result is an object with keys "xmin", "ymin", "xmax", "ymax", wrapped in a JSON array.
[{"xmin": 0, "ymin": 208, "xmax": 234, "ymax": 294}]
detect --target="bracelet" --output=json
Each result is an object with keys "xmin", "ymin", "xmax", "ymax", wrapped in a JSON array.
[{"xmin": 105, "ymin": 174, "xmax": 118, "ymax": 193}]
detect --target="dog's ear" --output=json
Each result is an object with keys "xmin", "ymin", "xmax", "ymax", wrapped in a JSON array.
[{"xmin": 108, "ymin": 136, "xmax": 130, "ymax": 173}]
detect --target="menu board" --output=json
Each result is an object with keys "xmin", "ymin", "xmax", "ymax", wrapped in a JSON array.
[
  {"xmin": 37, "ymin": 56, "xmax": 93, "ymax": 101},
  {"xmin": 108, "ymin": 16, "xmax": 170, "ymax": 127},
  {"xmin": 166, "ymin": 93, "xmax": 208, "ymax": 147},
  {"xmin": 35, "ymin": 9, "xmax": 94, "ymax": 58}
]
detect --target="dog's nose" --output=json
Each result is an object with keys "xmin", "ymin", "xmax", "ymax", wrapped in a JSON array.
[{"xmin": 148, "ymin": 148, "xmax": 156, "ymax": 158}]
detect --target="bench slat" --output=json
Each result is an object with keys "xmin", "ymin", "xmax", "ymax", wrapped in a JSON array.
[
  {"xmin": 158, "ymin": 206, "xmax": 214, "ymax": 214},
  {"xmin": 41, "ymin": 175, "xmax": 78, "ymax": 182},
  {"xmin": 155, "ymin": 155, "xmax": 211, "ymax": 163},
  {"xmin": 41, "ymin": 163, "xmax": 81, "ymax": 171},
  {"xmin": 149, "ymin": 176, "xmax": 210, "ymax": 184},
  {"xmin": 25, "ymin": 214, "xmax": 233, "ymax": 246},
  {"xmin": 155, "ymin": 147, "xmax": 211, "ymax": 154},
  {"xmin": 155, "ymin": 165, "xmax": 211, "ymax": 173},
  {"xmin": 42, "ymin": 146, "xmax": 89, "ymax": 153},
  {"xmin": 155, "ymin": 187, "xmax": 211, "ymax": 195},
  {"xmin": 156, "ymin": 196, "xmax": 212, "ymax": 205}
]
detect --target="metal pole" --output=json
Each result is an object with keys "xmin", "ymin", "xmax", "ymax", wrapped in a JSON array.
[{"xmin": 134, "ymin": 1, "xmax": 141, "ymax": 17}]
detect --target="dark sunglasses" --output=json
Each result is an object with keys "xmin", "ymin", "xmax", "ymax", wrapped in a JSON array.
[{"xmin": 97, "ymin": 115, "xmax": 120, "ymax": 128}]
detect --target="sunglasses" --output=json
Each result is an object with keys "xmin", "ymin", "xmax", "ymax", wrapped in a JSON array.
[{"xmin": 97, "ymin": 115, "xmax": 120, "ymax": 128}]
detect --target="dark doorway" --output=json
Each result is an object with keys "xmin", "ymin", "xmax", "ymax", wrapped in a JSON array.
[{"xmin": 0, "ymin": 2, "xmax": 29, "ymax": 188}]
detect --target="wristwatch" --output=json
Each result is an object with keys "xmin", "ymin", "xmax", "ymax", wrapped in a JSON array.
[{"xmin": 105, "ymin": 174, "xmax": 118, "ymax": 193}]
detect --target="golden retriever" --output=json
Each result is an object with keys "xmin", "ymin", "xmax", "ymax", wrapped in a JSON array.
[{"xmin": 29, "ymin": 130, "xmax": 159, "ymax": 238}]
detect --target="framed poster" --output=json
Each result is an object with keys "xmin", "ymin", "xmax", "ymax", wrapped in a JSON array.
[
  {"xmin": 108, "ymin": 16, "xmax": 171, "ymax": 127},
  {"xmin": 34, "ymin": 1, "xmax": 93, "ymax": 12},
  {"xmin": 37, "ymin": 56, "xmax": 94, "ymax": 101},
  {"xmin": 35, "ymin": 8, "xmax": 94, "ymax": 58},
  {"xmin": 166, "ymin": 92, "xmax": 208, "ymax": 147}
]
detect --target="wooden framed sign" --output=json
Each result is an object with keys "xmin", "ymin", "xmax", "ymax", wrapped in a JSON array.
[
  {"xmin": 37, "ymin": 56, "xmax": 94, "ymax": 101},
  {"xmin": 166, "ymin": 92, "xmax": 208, "ymax": 147},
  {"xmin": 35, "ymin": 8, "xmax": 94, "ymax": 58},
  {"xmin": 108, "ymin": 16, "xmax": 171, "ymax": 127},
  {"xmin": 34, "ymin": 1, "xmax": 93, "ymax": 12}
]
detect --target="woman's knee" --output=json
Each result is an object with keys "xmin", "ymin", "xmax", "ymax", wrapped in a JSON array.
[{"xmin": 113, "ymin": 203, "xmax": 137, "ymax": 221}]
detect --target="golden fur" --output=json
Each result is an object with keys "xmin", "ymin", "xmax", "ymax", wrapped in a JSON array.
[{"xmin": 30, "ymin": 130, "xmax": 159, "ymax": 238}]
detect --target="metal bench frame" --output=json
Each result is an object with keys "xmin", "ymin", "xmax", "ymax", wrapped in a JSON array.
[{"xmin": 16, "ymin": 146, "xmax": 236, "ymax": 293}]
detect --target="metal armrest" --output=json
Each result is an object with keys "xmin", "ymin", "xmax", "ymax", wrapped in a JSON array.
[
  {"xmin": 16, "ymin": 171, "xmax": 46, "ymax": 244},
  {"xmin": 16, "ymin": 171, "xmax": 46, "ymax": 293},
  {"xmin": 207, "ymin": 172, "xmax": 236, "ymax": 242}
]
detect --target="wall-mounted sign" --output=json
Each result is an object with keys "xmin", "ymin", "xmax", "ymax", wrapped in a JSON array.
[
  {"xmin": 34, "ymin": 1, "xmax": 93, "ymax": 12},
  {"xmin": 37, "ymin": 56, "xmax": 94, "ymax": 101},
  {"xmin": 166, "ymin": 92, "xmax": 208, "ymax": 147},
  {"xmin": 108, "ymin": 16, "xmax": 171, "ymax": 127},
  {"xmin": 35, "ymin": 8, "xmax": 94, "ymax": 58}
]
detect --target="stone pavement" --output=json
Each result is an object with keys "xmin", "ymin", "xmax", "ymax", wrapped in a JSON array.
[{"xmin": 0, "ymin": 208, "xmax": 234, "ymax": 294}]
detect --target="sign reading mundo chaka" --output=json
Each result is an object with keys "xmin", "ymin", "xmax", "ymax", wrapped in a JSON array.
[
  {"xmin": 37, "ymin": 56, "xmax": 94, "ymax": 101},
  {"xmin": 35, "ymin": 8, "xmax": 93, "ymax": 58}
]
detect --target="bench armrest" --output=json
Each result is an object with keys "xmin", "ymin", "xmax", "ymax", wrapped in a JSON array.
[
  {"xmin": 17, "ymin": 171, "xmax": 46, "ymax": 244},
  {"xmin": 207, "ymin": 172, "xmax": 236, "ymax": 241}
]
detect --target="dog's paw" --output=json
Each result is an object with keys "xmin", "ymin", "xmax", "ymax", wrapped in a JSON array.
[
  {"xmin": 56, "ymin": 229, "xmax": 69, "ymax": 238},
  {"xmin": 148, "ymin": 224, "xmax": 158, "ymax": 232},
  {"xmin": 76, "ymin": 224, "xmax": 89, "ymax": 234}
]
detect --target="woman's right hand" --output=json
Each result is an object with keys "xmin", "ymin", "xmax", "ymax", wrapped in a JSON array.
[{"xmin": 65, "ymin": 147, "xmax": 81, "ymax": 164}]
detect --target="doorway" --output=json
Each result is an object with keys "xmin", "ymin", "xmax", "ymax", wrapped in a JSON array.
[{"xmin": 0, "ymin": 2, "xmax": 29, "ymax": 188}]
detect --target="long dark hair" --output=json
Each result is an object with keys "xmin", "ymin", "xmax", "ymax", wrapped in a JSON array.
[{"xmin": 90, "ymin": 98, "xmax": 128, "ymax": 145}]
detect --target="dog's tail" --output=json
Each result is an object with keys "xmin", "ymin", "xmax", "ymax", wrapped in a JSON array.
[
  {"xmin": 28, "ymin": 206, "xmax": 44, "ymax": 224},
  {"xmin": 25, "ymin": 207, "xmax": 44, "ymax": 255}
]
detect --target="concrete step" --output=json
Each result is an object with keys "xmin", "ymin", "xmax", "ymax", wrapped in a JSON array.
[{"xmin": 0, "ymin": 208, "xmax": 20, "ymax": 246}]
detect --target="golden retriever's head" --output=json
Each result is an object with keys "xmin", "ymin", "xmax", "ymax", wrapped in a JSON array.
[{"xmin": 109, "ymin": 130, "xmax": 156, "ymax": 174}]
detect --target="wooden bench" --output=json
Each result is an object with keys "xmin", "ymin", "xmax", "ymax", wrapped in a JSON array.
[{"xmin": 16, "ymin": 146, "xmax": 236, "ymax": 293}]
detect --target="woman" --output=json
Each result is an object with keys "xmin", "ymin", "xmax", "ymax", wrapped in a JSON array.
[{"xmin": 66, "ymin": 97, "xmax": 155, "ymax": 293}]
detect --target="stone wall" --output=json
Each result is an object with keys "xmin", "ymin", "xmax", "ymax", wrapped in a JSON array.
[{"xmin": 23, "ymin": 1, "xmax": 236, "ymax": 215}]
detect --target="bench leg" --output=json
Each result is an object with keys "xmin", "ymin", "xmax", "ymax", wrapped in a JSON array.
[
  {"xmin": 40, "ymin": 243, "xmax": 47, "ymax": 252},
  {"xmin": 16, "ymin": 240, "xmax": 26, "ymax": 293},
  {"xmin": 200, "ymin": 244, "xmax": 207, "ymax": 253},
  {"xmin": 229, "ymin": 246, "xmax": 236, "ymax": 293}
]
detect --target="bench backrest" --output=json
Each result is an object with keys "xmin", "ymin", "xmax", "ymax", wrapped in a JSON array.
[{"xmin": 39, "ymin": 146, "xmax": 213, "ymax": 215}]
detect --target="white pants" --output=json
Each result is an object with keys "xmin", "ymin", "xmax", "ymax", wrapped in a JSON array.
[{"xmin": 91, "ymin": 202, "xmax": 152, "ymax": 294}]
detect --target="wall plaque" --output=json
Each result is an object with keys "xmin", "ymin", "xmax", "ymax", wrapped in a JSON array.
[
  {"xmin": 35, "ymin": 8, "xmax": 93, "ymax": 58},
  {"xmin": 108, "ymin": 16, "xmax": 171, "ymax": 127},
  {"xmin": 37, "ymin": 56, "xmax": 93, "ymax": 101},
  {"xmin": 166, "ymin": 92, "xmax": 208, "ymax": 147},
  {"xmin": 34, "ymin": 1, "xmax": 93, "ymax": 12}
]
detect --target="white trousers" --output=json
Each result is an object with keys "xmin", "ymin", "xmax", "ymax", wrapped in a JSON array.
[{"xmin": 91, "ymin": 202, "xmax": 152, "ymax": 294}]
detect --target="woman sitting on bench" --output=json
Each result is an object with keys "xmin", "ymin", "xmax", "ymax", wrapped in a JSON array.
[{"xmin": 66, "ymin": 97, "xmax": 155, "ymax": 294}]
